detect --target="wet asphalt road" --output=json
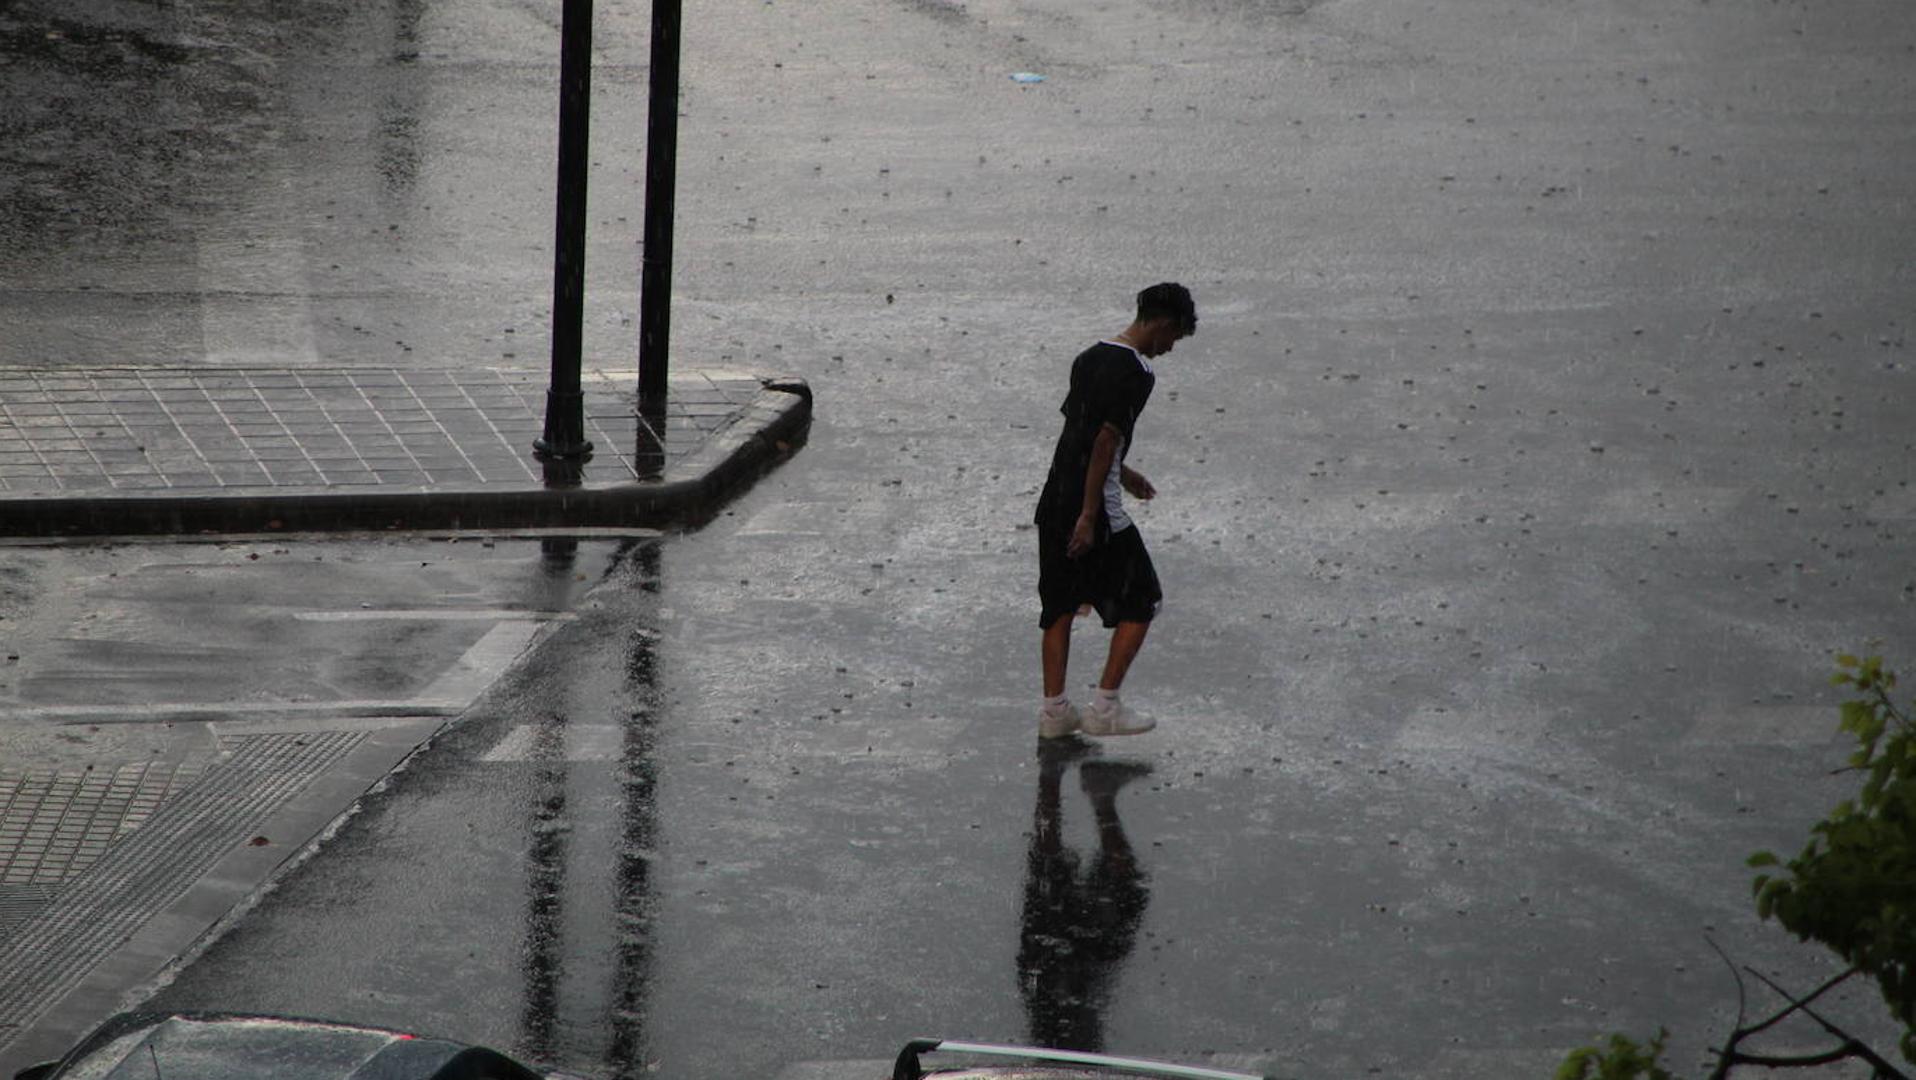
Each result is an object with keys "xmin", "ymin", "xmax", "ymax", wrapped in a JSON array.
[{"xmin": 5, "ymin": 0, "xmax": 1915, "ymax": 1076}]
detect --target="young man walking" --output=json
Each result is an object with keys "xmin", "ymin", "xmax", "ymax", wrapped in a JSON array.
[{"xmin": 1034, "ymin": 283, "xmax": 1197, "ymax": 738}]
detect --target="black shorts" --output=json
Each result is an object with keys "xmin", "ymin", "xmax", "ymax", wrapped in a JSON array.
[{"xmin": 1038, "ymin": 524, "xmax": 1162, "ymax": 629}]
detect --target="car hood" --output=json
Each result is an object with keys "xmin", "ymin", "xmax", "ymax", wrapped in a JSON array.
[{"xmin": 26, "ymin": 1012, "xmax": 554, "ymax": 1080}]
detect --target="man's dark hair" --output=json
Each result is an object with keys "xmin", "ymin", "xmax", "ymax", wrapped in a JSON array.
[{"xmin": 1136, "ymin": 282, "xmax": 1197, "ymax": 334}]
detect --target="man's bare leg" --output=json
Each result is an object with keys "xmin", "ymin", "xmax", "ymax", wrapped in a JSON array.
[
  {"xmin": 1041, "ymin": 616, "xmax": 1073, "ymax": 698},
  {"xmin": 1098, "ymin": 620, "xmax": 1150, "ymax": 691}
]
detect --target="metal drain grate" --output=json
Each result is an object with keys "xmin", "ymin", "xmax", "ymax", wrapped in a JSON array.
[{"xmin": 0, "ymin": 732, "xmax": 365, "ymax": 1050}]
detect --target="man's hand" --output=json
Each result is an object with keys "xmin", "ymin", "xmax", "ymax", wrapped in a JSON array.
[
  {"xmin": 1121, "ymin": 466, "xmax": 1156, "ymax": 500},
  {"xmin": 1067, "ymin": 510, "xmax": 1098, "ymax": 558}
]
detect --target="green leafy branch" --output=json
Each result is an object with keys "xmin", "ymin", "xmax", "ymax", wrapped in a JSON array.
[
  {"xmin": 1557, "ymin": 1030, "xmax": 1676, "ymax": 1080},
  {"xmin": 1559, "ymin": 654, "xmax": 1916, "ymax": 1079},
  {"xmin": 1751, "ymin": 654, "xmax": 1916, "ymax": 1064}
]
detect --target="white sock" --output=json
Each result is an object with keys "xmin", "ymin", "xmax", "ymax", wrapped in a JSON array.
[
  {"xmin": 1043, "ymin": 693, "xmax": 1070, "ymax": 713},
  {"xmin": 1093, "ymin": 687, "xmax": 1120, "ymax": 710}
]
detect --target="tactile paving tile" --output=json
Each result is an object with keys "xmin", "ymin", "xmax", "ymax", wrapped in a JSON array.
[
  {"xmin": 0, "ymin": 885, "xmax": 55, "ymax": 938},
  {"xmin": 0, "ymin": 762, "xmax": 203, "ymax": 888},
  {"xmin": 0, "ymin": 732, "xmax": 365, "ymax": 1049},
  {"xmin": 0, "ymin": 367, "xmax": 763, "ymax": 494}
]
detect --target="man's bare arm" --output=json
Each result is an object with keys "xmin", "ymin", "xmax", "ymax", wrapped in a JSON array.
[
  {"xmin": 1119, "ymin": 464, "xmax": 1155, "ymax": 500},
  {"xmin": 1068, "ymin": 423, "xmax": 1123, "ymax": 558}
]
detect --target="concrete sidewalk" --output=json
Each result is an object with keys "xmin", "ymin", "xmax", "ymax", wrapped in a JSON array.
[
  {"xmin": 0, "ymin": 365, "xmax": 810, "ymax": 1066},
  {"xmin": 0, "ymin": 366, "xmax": 811, "ymax": 537}
]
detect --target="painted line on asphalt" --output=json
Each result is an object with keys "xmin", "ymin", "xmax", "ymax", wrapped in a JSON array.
[
  {"xmin": 5, "ymin": 619, "xmax": 552, "ymax": 726},
  {"xmin": 412, "ymin": 620, "xmax": 548, "ymax": 705},
  {"xmin": 3, "ymin": 701, "xmax": 468, "ymax": 724},
  {"xmin": 207, "ymin": 714, "xmax": 449, "ymax": 736},
  {"xmin": 291, "ymin": 609, "xmax": 576, "ymax": 622},
  {"xmin": 480, "ymin": 724, "xmax": 625, "ymax": 762},
  {"xmin": 0, "ymin": 528, "xmax": 663, "ymax": 549}
]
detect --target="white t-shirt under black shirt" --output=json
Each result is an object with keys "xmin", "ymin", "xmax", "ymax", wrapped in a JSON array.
[{"xmin": 1098, "ymin": 341, "xmax": 1154, "ymax": 532}]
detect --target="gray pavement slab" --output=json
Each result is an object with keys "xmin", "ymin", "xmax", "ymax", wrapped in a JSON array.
[{"xmin": 0, "ymin": 367, "xmax": 811, "ymax": 536}]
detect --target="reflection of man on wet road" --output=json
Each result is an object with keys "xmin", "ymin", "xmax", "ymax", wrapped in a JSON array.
[
  {"xmin": 1018, "ymin": 743, "xmax": 1152, "ymax": 1051},
  {"xmin": 1035, "ymin": 283, "xmax": 1197, "ymax": 740}
]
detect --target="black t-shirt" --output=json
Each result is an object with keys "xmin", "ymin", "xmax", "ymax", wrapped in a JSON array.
[{"xmin": 1034, "ymin": 341, "xmax": 1157, "ymax": 539}]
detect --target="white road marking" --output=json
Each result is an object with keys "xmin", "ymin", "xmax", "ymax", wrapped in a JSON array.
[
  {"xmin": 480, "ymin": 723, "xmax": 625, "ymax": 762},
  {"xmin": 4, "ymin": 701, "xmax": 466, "ymax": 724},
  {"xmin": 4, "ymin": 618, "xmax": 552, "ymax": 725},
  {"xmin": 292, "ymin": 609, "xmax": 576, "ymax": 622},
  {"xmin": 209, "ymin": 714, "xmax": 433, "ymax": 736},
  {"xmin": 413, "ymin": 621, "xmax": 547, "ymax": 705}
]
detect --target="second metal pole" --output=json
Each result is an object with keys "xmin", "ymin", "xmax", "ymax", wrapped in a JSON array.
[
  {"xmin": 537, "ymin": 0, "xmax": 594, "ymax": 462},
  {"xmin": 637, "ymin": 0, "xmax": 682, "ymax": 405}
]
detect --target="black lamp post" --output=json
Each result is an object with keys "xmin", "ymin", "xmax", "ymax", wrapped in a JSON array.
[
  {"xmin": 637, "ymin": 0, "xmax": 681, "ymax": 406},
  {"xmin": 536, "ymin": 0, "xmax": 594, "ymax": 465}
]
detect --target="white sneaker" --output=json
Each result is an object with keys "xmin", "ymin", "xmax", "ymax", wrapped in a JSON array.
[
  {"xmin": 1079, "ymin": 698, "xmax": 1156, "ymax": 736},
  {"xmin": 1038, "ymin": 700, "xmax": 1081, "ymax": 739}
]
